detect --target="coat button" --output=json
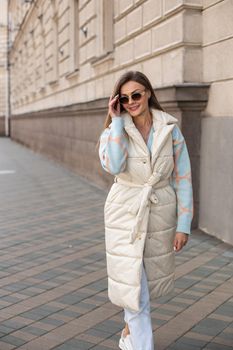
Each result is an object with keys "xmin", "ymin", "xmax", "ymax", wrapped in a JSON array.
[{"xmin": 143, "ymin": 160, "xmax": 147, "ymax": 164}]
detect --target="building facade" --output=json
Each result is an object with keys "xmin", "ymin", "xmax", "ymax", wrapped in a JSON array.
[
  {"xmin": 8, "ymin": 0, "xmax": 233, "ymax": 244},
  {"xmin": 0, "ymin": 0, "xmax": 8, "ymax": 135}
]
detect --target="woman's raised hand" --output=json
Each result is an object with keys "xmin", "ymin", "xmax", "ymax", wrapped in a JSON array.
[{"xmin": 108, "ymin": 94, "xmax": 121, "ymax": 118}]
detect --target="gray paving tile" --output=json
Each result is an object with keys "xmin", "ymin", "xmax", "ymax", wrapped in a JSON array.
[
  {"xmin": 175, "ymin": 336, "xmax": 209, "ymax": 347},
  {"xmin": 204, "ymin": 343, "xmax": 233, "ymax": 350},
  {"xmin": 22, "ymin": 326, "xmax": 48, "ymax": 336},
  {"xmin": 86, "ymin": 327, "xmax": 112, "ymax": 338},
  {"xmin": 168, "ymin": 343, "xmax": 202, "ymax": 350},
  {"xmin": 0, "ymin": 335, "xmax": 26, "ymax": 346},
  {"xmin": 94, "ymin": 319, "xmax": 122, "ymax": 333},
  {"xmin": 213, "ymin": 302, "xmax": 233, "ymax": 317},
  {"xmin": 0, "ymin": 325, "xmax": 15, "ymax": 334},
  {"xmin": 90, "ymin": 346, "xmax": 111, "ymax": 350},
  {"xmin": 191, "ymin": 317, "xmax": 230, "ymax": 336},
  {"xmin": 40, "ymin": 318, "xmax": 66, "ymax": 326}
]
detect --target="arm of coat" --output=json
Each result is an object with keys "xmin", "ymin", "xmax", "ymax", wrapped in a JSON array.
[
  {"xmin": 99, "ymin": 117, "xmax": 128, "ymax": 175},
  {"xmin": 171, "ymin": 125, "xmax": 194, "ymax": 235}
]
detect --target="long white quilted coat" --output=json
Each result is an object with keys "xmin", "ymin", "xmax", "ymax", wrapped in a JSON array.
[{"xmin": 104, "ymin": 109, "xmax": 178, "ymax": 312}]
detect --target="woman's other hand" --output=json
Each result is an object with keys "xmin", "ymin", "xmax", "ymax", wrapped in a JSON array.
[
  {"xmin": 173, "ymin": 232, "xmax": 189, "ymax": 252},
  {"xmin": 108, "ymin": 94, "xmax": 121, "ymax": 118}
]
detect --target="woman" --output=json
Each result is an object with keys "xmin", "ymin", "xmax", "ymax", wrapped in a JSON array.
[{"xmin": 98, "ymin": 71, "xmax": 193, "ymax": 350}]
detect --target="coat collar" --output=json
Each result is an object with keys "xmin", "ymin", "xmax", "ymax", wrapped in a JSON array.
[
  {"xmin": 123, "ymin": 109, "xmax": 178, "ymax": 166},
  {"xmin": 123, "ymin": 109, "xmax": 178, "ymax": 129}
]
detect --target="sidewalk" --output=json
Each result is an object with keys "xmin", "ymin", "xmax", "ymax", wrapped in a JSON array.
[{"xmin": 0, "ymin": 138, "xmax": 232, "ymax": 350}]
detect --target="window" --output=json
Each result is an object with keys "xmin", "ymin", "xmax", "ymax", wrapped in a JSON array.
[
  {"xmin": 39, "ymin": 14, "xmax": 46, "ymax": 90},
  {"xmin": 95, "ymin": 0, "xmax": 113, "ymax": 60},
  {"xmin": 50, "ymin": 0, "xmax": 59, "ymax": 83},
  {"xmin": 69, "ymin": 0, "xmax": 79, "ymax": 73}
]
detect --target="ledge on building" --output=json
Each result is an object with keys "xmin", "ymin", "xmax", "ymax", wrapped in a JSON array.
[
  {"xmin": 155, "ymin": 83, "xmax": 210, "ymax": 107},
  {"xmin": 65, "ymin": 69, "xmax": 80, "ymax": 80},
  {"xmin": 39, "ymin": 86, "xmax": 46, "ymax": 94},
  {"xmin": 48, "ymin": 79, "xmax": 59, "ymax": 88},
  {"xmin": 91, "ymin": 52, "xmax": 114, "ymax": 67}
]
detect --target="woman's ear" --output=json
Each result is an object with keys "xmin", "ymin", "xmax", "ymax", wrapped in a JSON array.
[{"xmin": 147, "ymin": 90, "xmax": 151, "ymax": 99}]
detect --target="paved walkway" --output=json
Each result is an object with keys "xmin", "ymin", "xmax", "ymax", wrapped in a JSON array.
[{"xmin": 0, "ymin": 138, "xmax": 232, "ymax": 350}]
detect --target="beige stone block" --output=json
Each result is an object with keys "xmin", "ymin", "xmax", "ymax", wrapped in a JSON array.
[
  {"xmin": 79, "ymin": 0, "xmax": 95, "ymax": 27},
  {"xmin": 119, "ymin": 0, "xmax": 134, "ymax": 14},
  {"xmin": 203, "ymin": 38, "xmax": 233, "ymax": 82},
  {"xmin": 59, "ymin": 46, "xmax": 69, "ymax": 68},
  {"xmin": 199, "ymin": 116, "xmax": 233, "ymax": 245},
  {"xmin": 103, "ymin": 73, "xmax": 115, "ymax": 96},
  {"xmin": 134, "ymin": 30, "xmax": 151, "ymax": 59},
  {"xmin": 79, "ymin": 17, "xmax": 96, "ymax": 46},
  {"xmin": 184, "ymin": 9, "xmax": 202, "ymax": 43},
  {"xmin": 114, "ymin": 69, "xmax": 127, "ymax": 84},
  {"xmin": 79, "ymin": 62, "xmax": 93, "ymax": 82},
  {"xmin": 162, "ymin": 47, "xmax": 184, "ymax": 85},
  {"xmin": 203, "ymin": 0, "xmax": 220, "ymax": 9},
  {"xmin": 152, "ymin": 13, "xmax": 183, "ymax": 52},
  {"xmin": 126, "ymin": 6, "xmax": 142, "ymax": 35},
  {"xmin": 142, "ymin": 55, "xmax": 162, "ymax": 87},
  {"xmin": 205, "ymin": 80, "xmax": 233, "ymax": 117},
  {"xmin": 68, "ymin": 84, "xmax": 87, "ymax": 104},
  {"xmin": 79, "ymin": 0, "xmax": 90, "ymax": 10},
  {"xmin": 58, "ymin": 24, "xmax": 69, "ymax": 46},
  {"xmin": 126, "ymin": 62, "xmax": 143, "ymax": 74},
  {"xmin": 114, "ymin": 0, "xmax": 119, "ymax": 18},
  {"xmin": 0, "ymin": 0, "xmax": 7, "ymax": 24},
  {"xmin": 59, "ymin": 57, "xmax": 69, "ymax": 77},
  {"xmin": 203, "ymin": 0, "xmax": 233, "ymax": 45},
  {"xmin": 114, "ymin": 17, "xmax": 126, "ymax": 43},
  {"xmin": 43, "ymin": 4, "xmax": 50, "ymax": 25},
  {"xmin": 95, "ymin": 77, "xmax": 104, "ymax": 98},
  {"xmin": 86, "ymin": 39, "xmax": 96, "ymax": 60},
  {"xmin": 163, "ymin": 0, "xmax": 182, "ymax": 15},
  {"xmin": 143, "ymin": 0, "xmax": 162, "ymax": 26},
  {"xmin": 184, "ymin": 0, "xmax": 202, "ymax": 5},
  {"xmin": 184, "ymin": 47, "xmax": 202, "ymax": 82},
  {"xmin": 93, "ymin": 60, "xmax": 110, "ymax": 76},
  {"xmin": 79, "ymin": 46, "xmax": 87, "ymax": 65},
  {"xmin": 86, "ymin": 80, "xmax": 96, "ymax": 100},
  {"xmin": 115, "ymin": 39, "xmax": 134, "ymax": 66},
  {"xmin": 58, "ymin": 1, "xmax": 69, "ymax": 17},
  {"xmin": 165, "ymin": 1, "xmax": 203, "ymax": 17}
]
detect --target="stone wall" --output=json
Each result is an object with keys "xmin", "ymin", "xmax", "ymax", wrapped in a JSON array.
[
  {"xmin": 0, "ymin": 0, "xmax": 8, "ymax": 135},
  {"xmin": 199, "ymin": 0, "xmax": 233, "ymax": 244},
  {"xmin": 0, "ymin": 117, "xmax": 5, "ymax": 136},
  {"xmin": 9, "ymin": 0, "xmax": 203, "ymax": 114}
]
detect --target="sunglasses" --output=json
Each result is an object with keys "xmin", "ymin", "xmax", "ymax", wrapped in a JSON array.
[{"xmin": 119, "ymin": 89, "xmax": 146, "ymax": 105}]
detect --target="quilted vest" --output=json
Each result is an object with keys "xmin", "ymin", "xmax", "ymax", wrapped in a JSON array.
[{"xmin": 104, "ymin": 109, "xmax": 178, "ymax": 312}]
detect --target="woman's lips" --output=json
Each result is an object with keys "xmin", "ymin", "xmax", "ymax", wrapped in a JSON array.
[{"xmin": 128, "ymin": 105, "xmax": 140, "ymax": 111}]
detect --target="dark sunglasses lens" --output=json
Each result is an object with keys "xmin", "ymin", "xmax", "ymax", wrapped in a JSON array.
[
  {"xmin": 131, "ymin": 92, "xmax": 142, "ymax": 101},
  {"xmin": 119, "ymin": 96, "xmax": 129, "ymax": 104}
]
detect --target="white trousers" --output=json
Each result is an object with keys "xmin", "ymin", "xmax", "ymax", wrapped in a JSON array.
[{"xmin": 124, "ymin": 264, "xmax": 154, "ymax": 350}]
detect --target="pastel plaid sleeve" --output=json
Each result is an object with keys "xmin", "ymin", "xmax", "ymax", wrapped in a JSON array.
[
  {"xmin": 171, "ymin": 125, "xmax": 194, "ymax": 234},
  {"xmin": 98, "ymin": 117, "xmax": 128, "ymax": 175}
]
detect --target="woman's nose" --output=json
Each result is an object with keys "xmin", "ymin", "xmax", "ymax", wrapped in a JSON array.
[{"xmin": 128, "ymin": 96, "xmax": 135, "ymax": 104}]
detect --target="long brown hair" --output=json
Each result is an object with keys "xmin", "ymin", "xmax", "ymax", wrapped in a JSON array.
[{"xmin": 104, "ymin": 71, "xmax": 164, "ymax": 129}]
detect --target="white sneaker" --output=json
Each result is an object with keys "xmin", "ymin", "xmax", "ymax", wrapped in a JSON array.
[{"xmin": 119, "ymin": 329, "xmax": 134, "ymax": 350}]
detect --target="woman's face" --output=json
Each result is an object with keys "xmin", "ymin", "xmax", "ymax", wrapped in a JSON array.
[{"xmin": 120, "ymin": 81, "xmax": 151, "ymax": 118}]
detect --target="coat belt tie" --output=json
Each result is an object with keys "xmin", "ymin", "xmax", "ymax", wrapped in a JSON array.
[{"xmin": 114, "ymin": 176, "xmax": 170, "ymax": 244}]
